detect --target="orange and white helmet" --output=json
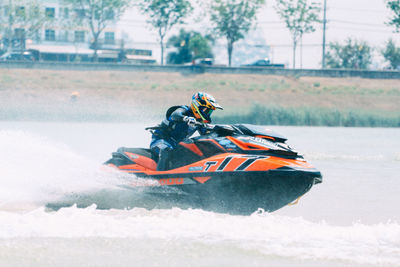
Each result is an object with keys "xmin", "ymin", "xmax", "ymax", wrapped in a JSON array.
[{"xmin": 191, "ymin": 92, "xmax": 223, "ymax": 123}]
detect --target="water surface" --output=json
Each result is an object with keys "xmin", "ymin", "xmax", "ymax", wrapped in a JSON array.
[{"xmin": 1, "ymin": 122, "xmax": 399, "ymax": 266}]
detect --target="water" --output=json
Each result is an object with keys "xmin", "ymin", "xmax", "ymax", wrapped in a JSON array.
[{"xmin": 0, "ymin": 121, "xmax": 399, "ymax": 266}]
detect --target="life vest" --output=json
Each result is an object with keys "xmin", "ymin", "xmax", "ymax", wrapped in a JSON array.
[
  {"xmin": 153, "ymin": 105, "xmax": 194, "ymax": 146},
  {"xmin": 160, "ymin": 105, "xmax": 190, "ymax": 128},
  {"xmin": 166, "ymin": 105, "xmax": 190, "ymax": 119}
]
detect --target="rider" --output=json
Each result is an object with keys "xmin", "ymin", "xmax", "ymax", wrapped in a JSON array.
[{"xmin": 150, "ymin": 92, "xmax": 223, "ymax": 171}]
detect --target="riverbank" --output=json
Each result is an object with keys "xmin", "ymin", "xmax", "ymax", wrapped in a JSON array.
[{"xmin": 1, "ymin": 68, "xmax": 399, "ymax": 126}]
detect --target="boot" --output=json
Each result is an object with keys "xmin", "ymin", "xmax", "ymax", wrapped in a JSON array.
[{"xmin": 156, "ymin": 147, "xmax": 171, "ymax": 171}]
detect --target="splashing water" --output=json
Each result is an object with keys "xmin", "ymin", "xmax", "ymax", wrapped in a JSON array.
[
  {"xmin": 0, "ymin": 206, "xmax": 399, "ymax": 266},
  {"xmin": 0, "ymin": 130, "xmax": 129, "ymax": 207}
]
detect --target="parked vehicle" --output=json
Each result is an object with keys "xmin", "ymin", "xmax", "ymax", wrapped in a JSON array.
[
  {"xmin": 192, "ymin": 58, "xmax": 213, "ymax": 66},
  {"xmin": 245, "ymin": 58, "xmax": 271, "ymax": 66},
  {"xmin": 242, "ymin": 58, "xmax": 285, "ymax": 68},
  {"xmin": 0, "ymin": 51, "xmax": 35, "ymax": 61}
]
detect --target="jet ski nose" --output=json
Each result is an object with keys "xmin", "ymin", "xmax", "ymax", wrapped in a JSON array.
[{"xmin": 313, "ymin": 173, "xmax": 323, "ymax": 184}]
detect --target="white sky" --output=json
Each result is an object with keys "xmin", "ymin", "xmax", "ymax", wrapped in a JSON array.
[{"xmin": 118, "ymin": 0, "xmax": 400, "ymax": 69}]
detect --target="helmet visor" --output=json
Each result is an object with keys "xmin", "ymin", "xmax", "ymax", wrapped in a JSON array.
[{"xmin": 201, "ymin": 107, "xmax": 213, "ymax": 117}]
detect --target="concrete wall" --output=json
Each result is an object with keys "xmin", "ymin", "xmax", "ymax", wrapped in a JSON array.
[{"xmin": 1, "ymin": 61, "xmax": 400, "ymax": 79}]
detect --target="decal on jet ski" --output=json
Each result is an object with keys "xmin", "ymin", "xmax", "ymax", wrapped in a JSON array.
[
  {"xmin": 216, "ymin": 156, "xmax": 233, "ymax": 171},
  {"xmin": 248, "ymin": 137, "xmax": 280, "ymax": 150},
  {"xmin": 159, "ymin": 178, "xmax": 184, "ymax": 185},
  {"xmin": 193, "ymin": 176, "xmax": 211, "ymax": 184},
  {"xmin": 204, "ymin": 155, "xmax": 270, "ymax": 172},
  {"xmin": 189, "ymin": 166, "xmax": 203, "ymax": 171},
  {"xmin": 218, "ymin": 139, "xmax": 236, "ymax": 149},
  {"xmin": 235, "ymin": 155, "xmax": 269, "ymax": 171},
  {"xmin": 204, "ymin": 161, "xmax": 217, "ymax": 171}
]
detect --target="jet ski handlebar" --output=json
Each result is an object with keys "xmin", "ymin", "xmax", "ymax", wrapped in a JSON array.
[
  {"xmin": 185, "ymin": 121, "xmax": 244, "ymax": 136},
  {"xmin": 199, "ymin": 123, "xmax": 244, "ymax": 136},
  {"xmin": 145, "ymin": 123, "xmax": 242, "ymax": 137}
]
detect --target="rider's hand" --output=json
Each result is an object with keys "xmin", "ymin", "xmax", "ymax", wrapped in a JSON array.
[{"xmin": 183, "ymin": 116, "xmax": 197, "ymax": 126}]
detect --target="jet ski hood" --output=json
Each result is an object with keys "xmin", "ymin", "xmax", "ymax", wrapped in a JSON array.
[{"xmin": 234, "ymin": 124, "xmax": 287, "ymax": 142}]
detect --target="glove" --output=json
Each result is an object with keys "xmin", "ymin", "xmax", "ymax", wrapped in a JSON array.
[{"xmin": 183, "ymin": 116, "xmax": 197, "ymax": 126}]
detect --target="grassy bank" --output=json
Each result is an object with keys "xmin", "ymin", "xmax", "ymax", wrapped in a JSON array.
[
  {"xmin": 1, "ymin": 68, "xmax": 400, "ymax": 126},
  {"xmin": 215, "ymin": 105, "xmax": 400, "ymax": 127}
]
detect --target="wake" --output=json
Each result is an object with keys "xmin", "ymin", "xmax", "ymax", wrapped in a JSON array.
[
  {"xmin": 0, "ymin": 130, "xmax": 140, "ymax": 209},
  {"xmin": 0, "ymin": 206, "xmax": 399, "ymax": 266}
]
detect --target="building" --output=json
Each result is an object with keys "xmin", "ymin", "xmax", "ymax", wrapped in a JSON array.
[{"xmin": 0, "ymin": 0, "xmax": 155, "ymax": 63}]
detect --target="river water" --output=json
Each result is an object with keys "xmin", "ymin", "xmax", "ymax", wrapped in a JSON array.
[{"xmin": 0, "ymin": 121, "xmax": 399, "ymax": 266}]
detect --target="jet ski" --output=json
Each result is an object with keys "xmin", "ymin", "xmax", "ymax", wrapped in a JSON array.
[{"xmin": 104, "ymin": 123, "xmax": 322, "ymax": 214}]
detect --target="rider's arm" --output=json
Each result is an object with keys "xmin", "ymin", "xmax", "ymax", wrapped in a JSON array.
[
  {"xmin": 197, "ymin": 126, "xmax": 208, "ymax": 135},
  {"xmin": 169, "ymin": 108, "xmax": 189, "ymax": 122}
]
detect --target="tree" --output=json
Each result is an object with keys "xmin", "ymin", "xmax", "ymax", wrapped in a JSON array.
[
  {"xmin": 382, "ymin": 39, "xmax": 400, "ymax": 69},
  {"xmin": 189, "ymin": 33, "xmax": 214, "ymax": 60},
  {"xmin": 386, "ymin": 0, "xmax": 400, "ymax": 31},
  {"xmin": 167, "ymin": 29, "xmax": 213, "ymax": 64},
  {"xmin": 0, "ymin": 0, "xmax": 47, "ymax": 51},
  {"xmin": 207, "ymin": 0, "xmax": 264, "ymax": 67},
  {"xmin": 325, "ymin": 38, "xmax": 372, "ymax": 69},
  {"xmin": 65, "ymin": 0, "xmax": 130, "ymax": 61},
  {"xmin": 139, "ymin": 0, "xmax": 193, "ymax": 65},
  {"xmin": 275, "ymin": 0, "xmax": 321, "ymax": 68},
  {"xmin": 167, "ymin": 29, "xmax": 192, "ymax": 64}
]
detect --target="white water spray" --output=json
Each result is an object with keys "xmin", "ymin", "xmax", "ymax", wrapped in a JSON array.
[{"xmin": 0, "ymin": 130, "xmax": 124, "ymax": 207}]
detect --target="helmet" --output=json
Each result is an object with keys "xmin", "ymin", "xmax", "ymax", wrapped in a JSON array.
[{"xmin": 191, "ymin": 92, "xmax": 223, "ymax": 123}]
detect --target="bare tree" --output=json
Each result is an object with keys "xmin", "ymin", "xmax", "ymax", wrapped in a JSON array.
[
  {"xmin": 0, "ymin": 0, "xmax": 47, "ymax": 51},
  {"xmin": 65, "ymin": 0, "xmax": 130, "ymax": 61},
  {"xmin": 275, "ymin": 0, "xmax": 321, "ymax": 68},
  {"xmin": 139, "ymin": 0, "xmax": 193, "ymax": 65},
  {"xmin": 207, "ymin": 0, "xmax": 264, "ymax": 67}
]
